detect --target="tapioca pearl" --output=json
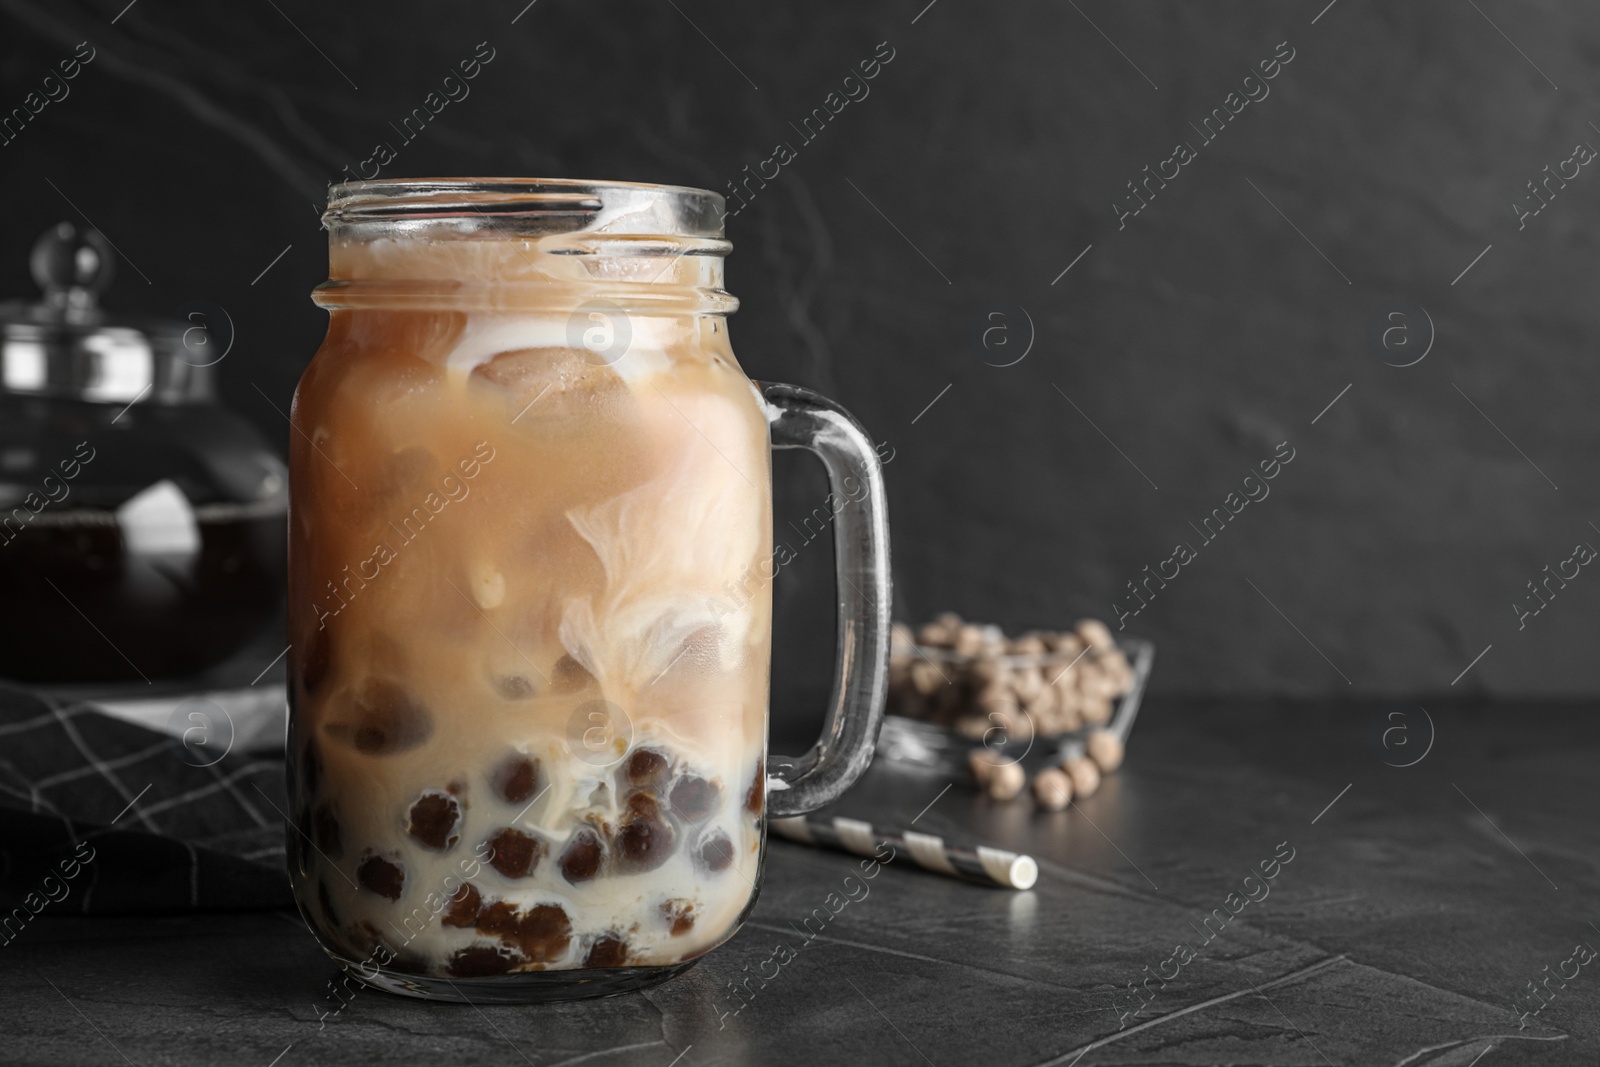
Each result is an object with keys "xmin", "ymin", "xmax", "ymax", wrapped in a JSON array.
[
  {"xmin": 357, "ymin": 853, "xmax": 405, "ymax": 901},
  {"xmin": 407, "ymin": 791, "xmax": 462, "ymax": 850},
  {"xmin": 475, "ymin": 899, "xmax": 518, "ymax": 936},
  {"xmin": 745, "ymin": 759, "xmax": 764, "ymax": 816},
  {"xmin": 551, "ymin": 654, "xmax": 594, "ymax": 693},
  {"xmin": 447, "ymin": 944, "xmax": 520, "ymax": 977},
  {"xmin": 625, "ymin": 747, "xmax": 670, "ymax": 790},
  {"xmin": 513, "ymin": 904, "xmax": 572, "ymax": 963},
  {"xmin": 484, "ymin": 828, "xmax": 544, "ymax": 878},
  {"xmin": 492, "ymin": 674, "xmax": 535, "ymax": 701},
  {"xmin": 324, "ymin": 679, "xmax": 433, "ymax": 756},
  {"xmin": 660, "ymin": 899, "xmax": 696, "ymax": 936},
  {"xmin": 558, "ymin": 828, "xmax": 605, "ymax": 884},
  {"xmin": 669, "ymin": 775, "xmax": 721, "ymax": 822},
  {"xmin": 492, "ymin": 754, "xmax": 541, "ymax": 805},
  {"xmin": 477, "ymin": 900, "xmax": 572, "ymax": 964},
  {"xmin": 441, "ymin": 882, "xmax": 482, "ymax": 927},
  {"xmin": 616, "ymin": 807, "xmax": 676, "ymax": 872},
  {"xmin": 698, "ymin": 829, "xmax": 734, "ymax": 872},
  {"xmin": 585, "ymin": 935, "xmax": 630, "ymax": 968}
]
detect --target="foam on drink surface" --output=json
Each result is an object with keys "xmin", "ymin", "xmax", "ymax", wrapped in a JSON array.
[{"xmin": 287, "ymin": 252, "xmax": 772, "ymax": 975}]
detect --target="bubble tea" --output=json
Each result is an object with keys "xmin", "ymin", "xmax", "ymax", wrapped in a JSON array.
[{"xmin": 288, "ymin": 179, "xmax": 891, "ymax": 1001}]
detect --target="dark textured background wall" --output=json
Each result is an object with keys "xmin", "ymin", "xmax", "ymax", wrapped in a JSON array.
[{"xmin": 2, "ymin": 0, "xmax": 1596, "ymax": 704}]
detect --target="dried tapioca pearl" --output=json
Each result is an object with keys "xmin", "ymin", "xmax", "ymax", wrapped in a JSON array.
[
  {"xmin": 986, "ymin": 762, "xmax": 1025, "ymax": 802},
  {"xmin": 313, "ymin": 803, "xmax": 342, "ymax": 857},
  {"xmin": 1009, "ymin": 633, "xmax": 1047, "ymax": 656},
  {"xmin": 1062, "ymin": 756, "xmax": 1101, "ymax": 799},
  {"xmin": 1080, "ymin": 694, "xmax": 1112, "ymax": 726},
  {"xmin": 661, "ymin": 899, "xmax": 695, "ymax": 936},
  {"xmin": 1076, "ymin": 618, "xmax": 1115, "ymax": 650},
  {"xmin": 585, "ymin": 936, "xmax": 629, "ymax": 967},
  {"xmin": 447, "ymin": 945, "xmax": 518, "ymax": 977},
  {"xmin": 890, "ymin": 622, "xmax": 915, "ymax": 651},
  {"xmin": 1086, "ymin": 730, "xmax": 1125, "ymax": 772},
  {"xmin": 442, "ymin": 882, "xmax": 482, "ymax": 927},
  {"xmin": 670, "ymin": 775, "xmax": 721, "ymax": 821},
  {"xmin": 493, "ymin": 675, "xmax": 534, "ymax": 700},
  {"xmin": 357, "ymin": 853, "xmax": 405, "ymax": 900},
  {"xmin": 493, "ymin": 755, "xmax": 540, "ymax": 805},
  {"xmin": 954, "ymin": 624, "xmax": 985, "ymax": 656},
  {"xmin": 909, "ymin": 659, "xmax": 943, "ymax": 695},
  {"xmin": 558, "ymin": 828, "xmax": 604, "ymax": 884},
  {"xmin": 626, "ymin": 748, "xmax": 670, "ymax": 789},
  {"xmin": 325, "ymin": 679, "xmax": 433, "ymax": 756},
  {"xmin": 971, "ymin": 657, "xmax": 1003, "ymax": 685},
  {"xmin": 1053, "ymin": 632, "xmax": 1085, "ymax": 658},
  {"xmin": 485, "ymin": 828, "xmax": 544, "ymax": 878},
  {"xmin": 551, "ymin": 654, "xmax": 593, "ymax": 693},
  {"xmin": 699, "ymin": 829, "xmax": 734, "ymax": 872},
  {"xmin": 408, "ymin": 791, "xmax": 462, "ymax": 850},
  {"xmin": 968, "ymin": 749, "xmax": 997, "ymax": 786},
  {"xmin": 954, "ymin": 715, "xmax": 989, "ymax": 740},
  {"xmin": 1031, "ymin": 767, "xmax": 1072, "ymax": 812}
]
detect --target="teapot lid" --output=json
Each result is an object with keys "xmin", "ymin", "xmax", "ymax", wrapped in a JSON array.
[{"xmin": 0, "ymin": 223, "xmax": 213, "ymax": 405}]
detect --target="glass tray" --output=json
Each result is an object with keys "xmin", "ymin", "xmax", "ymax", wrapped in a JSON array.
[{"xmin": 875, "ymin": 636, "xmax": 1155, "ymax": 775}]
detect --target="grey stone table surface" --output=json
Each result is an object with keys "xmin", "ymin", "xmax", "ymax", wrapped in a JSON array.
[{"xmin": 3, "ymin": 699, "xmax": 1595, "ymax": 1066}]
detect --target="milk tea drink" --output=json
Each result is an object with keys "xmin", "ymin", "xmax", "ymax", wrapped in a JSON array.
[{"xmin": 288, "ymin": 227, "xmax": 771, "ymax": 979}]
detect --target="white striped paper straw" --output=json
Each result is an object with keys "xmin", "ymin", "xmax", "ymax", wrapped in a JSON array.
[{"xmin": 769, "ymin": 814, "xmax": 1037, "ymax": 890}]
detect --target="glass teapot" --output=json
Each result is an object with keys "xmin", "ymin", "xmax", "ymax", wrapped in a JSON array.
[
  {"xmin": 286, "ymin": 178, "xmax": 891, "ymax": 1002},
  {"xmin": 0, "ymin": 223, "xmax": 286, "ymax": 683}
]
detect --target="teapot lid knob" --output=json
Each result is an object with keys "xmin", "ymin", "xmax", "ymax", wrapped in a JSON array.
[{"xmin": 30, "ymin": 222, "xmax": 114, "ymax": 309}]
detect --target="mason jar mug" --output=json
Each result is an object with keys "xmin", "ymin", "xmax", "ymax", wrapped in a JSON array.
[{"xmin": 286, "ymin": 178, "xmax": 891, "ymax": 1002}]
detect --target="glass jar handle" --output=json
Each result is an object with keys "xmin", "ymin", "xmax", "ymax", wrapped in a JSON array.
[{"xmin": 759, "ymin": 382, "xmax": 892, "ymax": 818}]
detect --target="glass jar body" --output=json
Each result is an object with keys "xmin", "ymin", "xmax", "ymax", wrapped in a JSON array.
[{"xmin": 286, "ymin": 297, "xmax": 773, "ymax": 996}]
